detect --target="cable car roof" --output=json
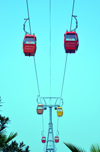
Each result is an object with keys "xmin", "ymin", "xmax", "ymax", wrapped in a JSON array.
[
  {"xmin": 65, "ymin": 31, "xmax": 78, "ymax": 35},
  {"xmin": 24, "ymin": 34, "xmax": 36, "ymax": 39}
]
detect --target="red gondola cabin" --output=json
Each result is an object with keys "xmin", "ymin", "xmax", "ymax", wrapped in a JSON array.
[
  {"xmin": 23, "ymin": 34, "xmax": 36, "ymax": 56},
  {"xmin": 64, "ymin": 31, "xmax": 79, "ymax": 53},
  {"xmin": 41, "ymin": 136, "xmax": 46, "ymax": 143},
  {"xmin": 55, "ymin": 136, "xmax": 59, "ymax": 143}
]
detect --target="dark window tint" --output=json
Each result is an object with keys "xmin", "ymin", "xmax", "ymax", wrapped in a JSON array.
[
  {"xmin": 65, "ymin": 34, "xmax": 77, "ymax": 41},
  {"xmin": 42, "ymin": 138, "xmax": 46, "ymax": 140},
  {"xmin": 55, "ymin": 137, "xmax": 58, "ymax": 139},
  {"xmin": 38, "ymin": 106, "xmax": 43, "ymax": 110},
  {"xmin": 24, "ymin": 37, "xmax": 35, "ymax": 44},
  {"xmin": 58, "ymin": 108, "xmax": 62, "ymax": 112}
]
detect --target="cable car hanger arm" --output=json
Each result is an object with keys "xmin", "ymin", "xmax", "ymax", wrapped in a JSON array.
[
  {"xmin": 23, "ymin": 18, "xmax": 30, "ymax": 34},
  {"xmin": 71, "ymin": 15, "xmax": 78, "ymax": 31},
  {"xmin": 70, "ymin": 0, "xmax": 78, "ymax": 32}
]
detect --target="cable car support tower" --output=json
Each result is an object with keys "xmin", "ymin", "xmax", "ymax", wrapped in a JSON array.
[{"xmin": 37, "ymin": 97, "xmax": 63, "ymax": 152}]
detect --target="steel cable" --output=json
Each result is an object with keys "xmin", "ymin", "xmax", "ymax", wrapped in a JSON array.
[
  {"xmin": 49, "ymin": 0, "xmax": 51, "ymax": 98},
  {"xmin": 70, "ymin": 0, "xmax": 75, "ymax": 31},
  {"xmin": 33, "ymin": 57, "xmax": 41, "ymax": 97},
  {"xmin": 60, "ymin": 53, "xmax": 68, "ymax": 98},
  {"xmin": 26, "ymin": 0, "xmax": 32, "ymax": 34}
]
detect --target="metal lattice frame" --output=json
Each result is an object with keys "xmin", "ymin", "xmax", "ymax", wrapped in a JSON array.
[{"xmin": 39, "ymin": 97, "xmax": 63, "ymax": 152}]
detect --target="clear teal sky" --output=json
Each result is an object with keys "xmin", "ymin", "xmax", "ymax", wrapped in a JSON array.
[{"xmin": 0, "ymin": 0, "xmax": 100, "ymax": 152}]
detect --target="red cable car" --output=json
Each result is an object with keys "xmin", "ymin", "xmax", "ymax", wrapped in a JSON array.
[
  {"xmin": 64, "ymin": 31, "xmax": 79, "ymax": 53},
  {"xmin": 54, "ymin": 136, "xmax": 59, "ymax": 143},
  {"xmin": 23, "ymin": 34, "xmax": 36, "ymax": 56},
  {"xmin": 41, "ymin": 136, "xmax": 46, "ymax": 143}
]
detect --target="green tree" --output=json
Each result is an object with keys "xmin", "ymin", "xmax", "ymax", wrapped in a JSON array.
[
  {"xmin": 90, "ymin": 144, "xmax": 100, "ymax": 152},
  {"xmin": 64, "ymin": 142, "xmax": 85, "ymax": 152},
  {"xmin": 0, "ymin": 115, "xmax": 17, "ymax": 150},
  {"xmin": 64, "ymin": 142, "xmax": 100, "ymax": 152},
  {"xmin": 0, "ymin": 97, "xmax": 30, "ymax": 151}
]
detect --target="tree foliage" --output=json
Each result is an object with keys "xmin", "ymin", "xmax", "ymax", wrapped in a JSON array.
[
  {"xmin": 0, "ymin": 97, "xmax": 30, "ymax": 152},
  {"xmin": 90, "ymin": 144, "xmax": 100, "ymax": 152},
  {"xmin": 64, "ymin": 142, "xmax": 85, "ymax": 152},
  {"xmin": 64, "ymin": 142, "xmax": 100, "ymax": 152}
]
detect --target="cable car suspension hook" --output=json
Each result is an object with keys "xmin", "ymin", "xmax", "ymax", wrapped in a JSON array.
[
  {"xmin": 71, "ymin": 15, "xmax": 78, "ymax": 31},
  {"xmin": 23, "ymin": 18, "xmax": 30, "ymax": 34},
  {"xmin": 70, "ymin": 0, "xmax": 78, "ymax": 31},
  {"xmin": 60, "ymin": 98, "xmax": 63, "ymax": 107},
  {"xmin": 57, "ymin": 130, "xmax": 59, "ymax": 136},
  {"xmin": 42, "ymin": 114, "xmax": 44, "ymax": 135},
  {"xmin": 57, "ymin": 117, "xmax": 59, "ymax": 135},
  {"xmin": 26, "ymin": 0, "xmax": 32, "ymax": 34},
  {"xmin": 37, "ymin": 95, "xmax": 42, "ymax": 104}
]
